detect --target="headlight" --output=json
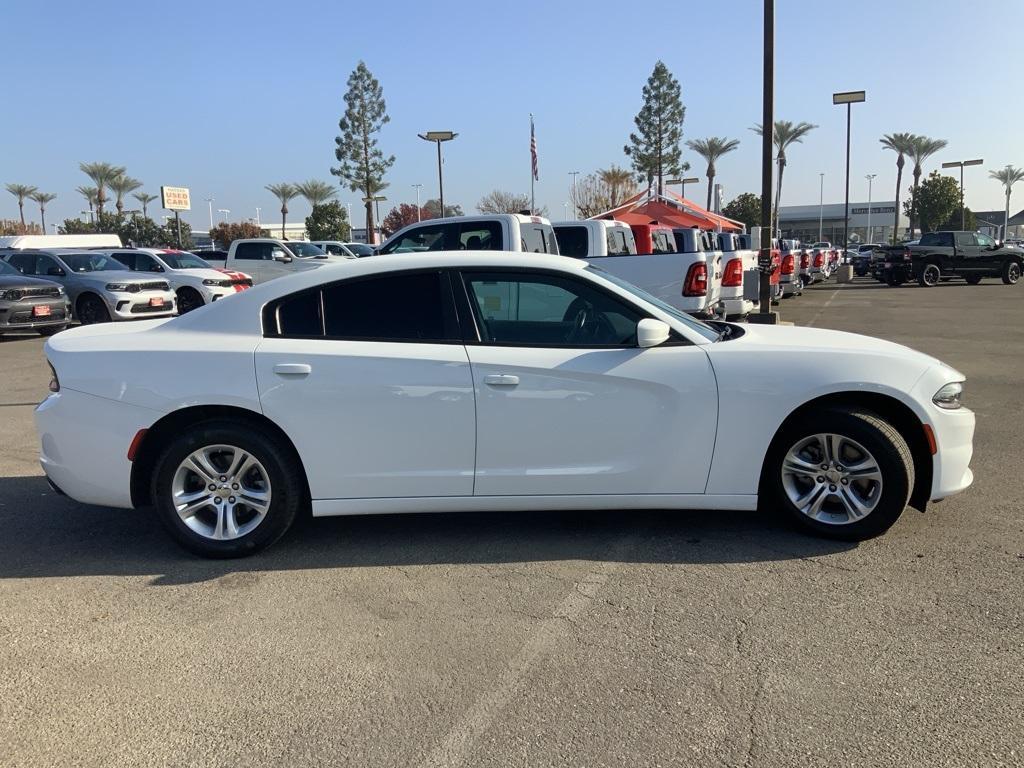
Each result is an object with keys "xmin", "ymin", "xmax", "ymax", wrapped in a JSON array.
[
  {"xmin": 105, "ymin": 283, "xmax": 129, "ymax": 292},
  {"xmin": 933, "ymin": 381, "xmax": 963, "ymax": 410},
  {"xmin": 202, "ymin": 278, "xmax": 222, "ymax": 286},
  {"xmin": 0, "ymin": 289, "xmax": 15, "ymax": 300}
]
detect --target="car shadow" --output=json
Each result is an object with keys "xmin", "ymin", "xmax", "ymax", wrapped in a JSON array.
[{"xmin": 0, "ymin": 476, "xmax": 855, "ymax": 584}]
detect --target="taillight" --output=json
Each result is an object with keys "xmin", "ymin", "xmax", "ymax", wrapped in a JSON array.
[
  {"xmin": 800, "ymin": 253, "xmax": 810, "ymax": 269},
  {"xmin": 47, "ymin": 361, "xmax": 59, "ymax": 393},
  {"xmin": 903, "ymin": 248, "xmax": 912, "ymax": 261},
  {"xmin": 722, "ymin": 258, "xmax": 744, "ymax": 287},
  {"xmin": 683, "ymin": 262, "xmax": 708, "ymax": 296},
  {"xmin": 814, "ymin": 253, "xmax": 824, "ymax": 267},
  {"xmin": 781, "ymin": 254, "xmax": 795, "ymax": 274}
]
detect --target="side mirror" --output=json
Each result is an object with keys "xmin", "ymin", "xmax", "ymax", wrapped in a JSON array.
[
  {"xmin": 46, "ymin": 267, "xmax": 66, "ymax": 277},
  {"xmin": 637, "ymin": 318, "xmax": 671, "ymax": 348},
  {"xmin": 272, "ymin": 249, "xmax": 291, "ymax": 263}
]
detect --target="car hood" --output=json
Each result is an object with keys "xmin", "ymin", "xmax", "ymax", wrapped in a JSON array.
[
  {"xmin": 0, "ymin": 274, "xmax": 63, "ymax": 290},
  {"xmin": 69, "ymin": 269, "xmax": 165, "ymax": 286},
  {"xmin": 173, "ymin": 267, "xmax": 247, "ymax": 280}
]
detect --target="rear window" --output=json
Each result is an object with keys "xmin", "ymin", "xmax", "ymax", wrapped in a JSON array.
[
  {"xmin": 920, "ymin": 232, "xmax": 954, "ymax": 247},
  {"xmin": 554, "ymin": 226, "xmax": 588, "ymax": 257},
  {"xmin": 606, "ymin": 228, "xmax": 633, "ymax": 256},
  {"xmin": 458, "ymin": 222, "xmax": 502, "ymax": 251},
  {"xmin": 652, "ymin": 231, "xmax": 675, "ymax": 254}
]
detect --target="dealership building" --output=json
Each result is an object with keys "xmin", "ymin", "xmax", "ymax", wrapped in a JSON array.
[{"xmin": 778, "ymin": 201, "xmax": 908, "ymax": 244}]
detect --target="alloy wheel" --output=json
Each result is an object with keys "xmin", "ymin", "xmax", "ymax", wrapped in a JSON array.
[
  {"xmin": 922, "ymin": 265, "xmax": 940, "ymax": 286},
  {"xmin": 781, "ymin": 433, "xmax": 883, "ymax": 525},
  {"xmin": 170, "ymin": 444, "xmax": 272, "ymax": 540},
  {"xmin": 1008, "ymin": 263, "xmax": 1021, "ymax": 284}
]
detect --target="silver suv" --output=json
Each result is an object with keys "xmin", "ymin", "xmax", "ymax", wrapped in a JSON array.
[
  {"xmin": 1, "ymin": 249, "xmax": 176, "ymax": 324},
  {"xmin": 0, "ymin": 259, "xmax": 70, "ymax": 336}
]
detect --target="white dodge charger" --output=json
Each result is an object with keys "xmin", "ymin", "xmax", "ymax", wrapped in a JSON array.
[{"xmin": 35, "ymin": 252, "xmax": 975, "ymax": 557}]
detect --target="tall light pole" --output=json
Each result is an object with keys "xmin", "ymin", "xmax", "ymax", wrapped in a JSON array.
[
  {"xmin": 218, "ymin": 208, "xmax": 230, "ymax": 223},
  {"xmin": 563, "ymin": 201, "xmax": 569, "ymax": 220},
  {"xmin": 412, "ymin": 183, "xmax": 423, "ymax": 221},
  {"xmin": 865, "ymin": 174, "xmax": 877, "ymax": 242},
  {"xmin": 818, "ymin": 173, "xmax": 825, "ymax": 241},
  {"xmin": 752, "ymin": 0, "xmax": 776, "ymax": 324},
  {"xmin": 255, "ymin": 207, "xmax": 261, "ymax": 226},
  {"xmin": 206, "ymin": 197, "xmax": 214, "ymax": 231},
  {"xmin": 941, "ymin": 159, "xmax": 984, "ymax": 230},
  {"xmin": 418, "ymin": 131, "xmax": 458, "ymax": 217},
  {"xmin": 833, "ymin": 90, "xmax": 866, "ymax": 250},
  {"xmin": 568, "ymin": 171, "xmax": 580, "ymax": 218}
]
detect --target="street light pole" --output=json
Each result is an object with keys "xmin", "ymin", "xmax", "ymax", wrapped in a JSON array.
[
  {"xmin": 218, "ymin": 208, "xmax": 230, "ymax": 223},
  {"xmin": 941, "ymin": 159, "xmax": 984, "ymax": 230},
  {"xmin": 753, "ymin": 0, "xmax": 776, "ymax": 323},
  {"xmin": 569, "ymin": 171, "xmax": 580, "ymax": 218},
  {"xmin": 412, "ymin": 184, "xmax": 423, "ymax": 221},
  {"xmin": 418, "ymin": 132, "xmax": 458, "ymax": 217},
  {"xmin": 206, "ymin": 197, "xmax": 214, "ymax": 231},
  {"xmin": 818, "ymin": 173, "xmax": 824, "ymax": 241},
  {"xmin": 255, "ymin": 207, "xmax": 261, "ymax": 226},
  {"xmin": 833, "ymin": 90, "xmax": 867, "ymax": 251},
  {"xmin": 865, "ymin": 174, "xmax": 876, "ymax": 242}
]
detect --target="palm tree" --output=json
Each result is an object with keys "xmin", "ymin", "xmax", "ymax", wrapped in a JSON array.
[
  {"xmin": 990, "ymin": 165, "xmax": 1024, "ymax": 238},
  {"xmin": 133, "ymin": 192, "xmax": 159, "ymax": 218},
  {"xmin": 908, "ymin": 136, "xmax": 948, "ymax": 236},
  {"xmin": 686, "ymin": 137, "xmax": 740, "ymax": 210},
  {"xmin": 751, "ymin": 121, "xmax": 817, "ymax": 233},
  {"xmin": 880, "ymin": 133, "xmax": 917, "ymax": 243},
  {"xmin": 108, "ymin": 175, "xmax": 142, "ymax": 214},
  {"xmin": 76, "ymin": 185, "xmax": 99, "ymax": 215},
  {"xmin": 266, "ymin": 183, "xmax": 298, "ymax": 239},
  {"xmin": 5, "ymin": 184, "xmax": 38, "ymax": 227},
  {"xmin": 294, "ymin": 180, "xmax": 337, "ymax": 213},
  {"xmin": 598, "ymin": 165, "xmax": 635, "ymax": 207},
  {"xmin": 28, "ymin": 191, "xmax": 57, "ymax": 233},
  {"xmin": 79, "ymin": 162, "xmax": 126, "ymax": 222}
]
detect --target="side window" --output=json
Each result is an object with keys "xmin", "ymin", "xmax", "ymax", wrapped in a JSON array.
[
  {"xmin": 556, "ymin": 226, "xmax": 589, "ymax": 258},
  {"xmin": 273, "ymin": 291, "xmax": 323, "ymax": 336},
  {"xmin": 520, "ymin": 226, "xmax": 545, "ymax": 253},
  {"xmin": 458, "ymin": 222, "xmax": 502, "ymax": 251},
  {"xmin": 955, "ymin": 232, "xmax": 973, "ymax": 248},
  {"xmin": 8, "ymin": 253, "xmax": 37, "ymax": 274},
  {"xmin": 607, "ymin": 229, "xmax": 633, "ymax": 256},
  {"xmin": 323, "ymin": 271, "xmax": 456, "ymax": 342},
  {"xmin": 111, "ymin": 252, "xmax": 136, "ymax": 270},
  {"xmin": 540, "ymin": 225, "xmax": 559, "ymax": 255},
  {"xmin": 36, "ymin": 255, "xmax": 63, "ymax": 276},
  {"xmin": 975, "ymin": 234, "xmax": 994, "ymax": 248},
  {"xmin": 462, "ymin": 271, "xmax": 642, "ymax": 348},
  {"xmin": 937, "ymin": 233, "xmax": 955, "ymax": 247},
  {"xmin": 652, "ymin": 231, "xmax": 675, "ymax": 254},
  {"xmin": 380, "ymin": 224, "xmax": 448, "ymax": 254},
  {"xmin": 136, "ymin": 253, "xmax": 163, "ymax": 271},
  {"xmin": 234, "ymin": 243, "xmax": 263, "ymax": 260},
  {"xmin": 919, "ymin": 233, "xmax": 938, "ymax": 246}
]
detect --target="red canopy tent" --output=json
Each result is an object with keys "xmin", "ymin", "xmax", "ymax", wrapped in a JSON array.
[{"xmin": 592, "ymin": 190, "xmax": 744, "ymax": 233}]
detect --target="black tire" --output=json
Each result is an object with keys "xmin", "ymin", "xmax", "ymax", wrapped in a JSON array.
[
  {"xmin": 176, "ymin": 287, "xmax": 205, "ymax": 314},
  {"xmin": 762, "ymin": 408, "xmax": 914, "ymax": 541},
  {"xmin": 77, "ymin": 293, "xmax": 110, "ymax": 324},
  {"xmin": 964, "ymin": 275, "xmax": 983, "ymax": 285},
  {"xmin": 37, "ymin": 324, "xmax": 67, "ymax": 336},
  {"xmin": 151, "ymin": 420, "xmax": 305, "ymax": 557},
  {"xmin": 918, "ymin": 263, "xmax": 941, "ymax": 287},
  {"xmin": 1002, "ymin": 260, "xmax": 1021, "ymax": 285}
]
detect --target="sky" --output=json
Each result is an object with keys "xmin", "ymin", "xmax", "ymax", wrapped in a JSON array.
[{"xmin": 3, "ymin": 0, "xmax": 1023, "ymax": 233}]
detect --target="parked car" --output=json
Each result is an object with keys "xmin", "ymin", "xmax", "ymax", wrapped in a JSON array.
[
  {"xmin": 908, "ymin": 231, "xmax": 1023, "ymax": 286},
  {"xmin": 0, "ymin": 234, "xmax": 122, "ymax": 250},
  {"xmin": 0, "ymin": 259, "xmax": 70, "ymax": 336},
  {"xmin": 779, "ymin": 240, "xmax": 805, "ymax": 297},
  {"xmin": 717, "ymin": 232, "xmax": 758, "ymax": 318},
  {"xmin": 36, "ymin": 251, "xmax": 975, "ymax": 557},
  {"xmin": 1, "ymin": 249, "xmax": 176, "ymax": 324},
  {"xmin": 309, "ymin": 241, "xmax": 357, "ymax": 258},
  {"xmin": 343, "ymin": 243, "xmax": 377, "ymax": 257},
  {"xmin": 552, "ymin": 220, "xmax": 637, "ymax": 258},
  {"xmin": 202, "ymin": 239, "xmax": 339, "ymax": 285},
  {"xmin": 852, "ymin": 244, "xmax": 883, "ymax": 276},
  {"xmin": 379, "ymin": 214, "xmax": 560, "ymax": 256},
  {"xmin": 103, "ymin": 248, "xmax": 253, "ymax": 314}
]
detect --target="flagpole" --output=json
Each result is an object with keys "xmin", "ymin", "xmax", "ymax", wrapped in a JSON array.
[{"xmin": 530, "ymin": 113, "xmax": 535, "ymax": 214}]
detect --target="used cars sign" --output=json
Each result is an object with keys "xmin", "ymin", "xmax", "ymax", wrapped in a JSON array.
[{"xmin": 161, "ymin": 186, "xmax": 191, "ymax": 211}]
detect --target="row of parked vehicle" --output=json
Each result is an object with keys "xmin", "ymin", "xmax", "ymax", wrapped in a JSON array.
[{"xmin": 851, "ymin": 232, "xmax": 1022, "ymax": 287}]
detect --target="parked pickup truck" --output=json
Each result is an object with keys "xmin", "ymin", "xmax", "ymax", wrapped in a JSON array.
[
  {"xmin": 379, "ymin": 214, "xmax": 560, "ymax": 256},
  {"xmin": 552, "ymin": 220, "xmax": 637, "ymax": 257},
  {"xmin": 907, "ymin": 231, "xmax": 1023, "ymax": 286},
  {"xmin": 203, "ymin": 239, "xmax": 340, "ymax": 284}
]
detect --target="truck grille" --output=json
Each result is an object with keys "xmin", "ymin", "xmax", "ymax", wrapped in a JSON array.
[
  {"xmin": 5, "ymin": 286, "xmax": 62, "ymax": 300},
  {"xmin": 129, "ymin": 302, "xmax": 173, "ymax": 314},
  {"xmin": 136, "ymin": 281, "xmax": 170, "ymax": 292}
]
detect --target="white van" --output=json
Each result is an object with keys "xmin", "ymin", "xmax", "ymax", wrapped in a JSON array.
[
  {"xmin": 379, "ymin": 214, "xmax": 560, "ymax": 255},
  {"xmin": 0, "ymin": 234, "xmax": 123, "ymax": 250}
]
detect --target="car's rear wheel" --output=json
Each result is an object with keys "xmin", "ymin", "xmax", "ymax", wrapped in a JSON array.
[
  {"xmin": 151, "ymin": 421, "xmax": 304, "ymax": 557},
  {"xmin": 964, "ymin": 275, "xmax": 983, "ymax": 285},
  {"xmin": 918, "ymin": 263, "xmax": 941, "ymax": 287},
  {"xmin": 764, "ymin": 408, "xmax": 914, "ymax": 541},
  {"xmin": 77, "ymin": 294, "xmax": 110, "ymax": 324},
  {"xmin": 176, "ymin": 287, "xmax": 205, "ymax": 314},
  {"xmin": 1002, "ymin": 261, "xmax": 1021, "ymax": 285}
]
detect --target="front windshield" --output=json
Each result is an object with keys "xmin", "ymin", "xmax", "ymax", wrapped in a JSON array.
[
  {"xmin": 161, "ymin": 251, "xmax": 211, "ymax": 269},
  {"xmin": 287, "ymin": 242, "xmax": 327, "ymax": 258},
  {"xmin": 586, "ymin": 266, "xmax": 720, "ymax": 342},
  {"xmin": 0, "ymin": 260, "xmax": 19, "ymax": 276},
  {"xmin": 62, "ymin": 253, "xmax": 124, "ymax": 272}
]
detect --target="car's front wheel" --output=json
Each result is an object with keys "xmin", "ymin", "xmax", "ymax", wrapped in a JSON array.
[
  {"xmin": 176, "ymin": 287, "xmax": 205, "ymax": 314},
  {"xmin": 918, "ymin": 263, "xmax": 941, "ymax": 287},
  {"xmin": 151, "ymin": 421, "xmax": 304, "ymax": 557},
  {"xmin": 1002, "ymin": 260, "xmax": 1021, "ymax": 285},
  {"xmin": 764, "ymin": 408, "xmax": 914, "ymax": 541},
  {"xmin": 77, "ymin": 294, "xmax": 110, "ymax": 324}
]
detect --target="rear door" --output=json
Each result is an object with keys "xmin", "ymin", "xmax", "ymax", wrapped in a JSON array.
[
  {"xmin": 255, "ymin": 269, "xmax": 476, "ymax": 500},
  {"xmin": 458, "ymin": 268, "xmax": 718, "ymax": 497}
]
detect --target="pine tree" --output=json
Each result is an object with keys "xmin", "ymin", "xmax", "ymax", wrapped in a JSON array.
[
  {"xmin": 331, "ymin": 61, "xmax": 395, "ymax": 241},
  {"xmin": 624, "ymin": 61, "xmax": 686, "ymax": 197}
]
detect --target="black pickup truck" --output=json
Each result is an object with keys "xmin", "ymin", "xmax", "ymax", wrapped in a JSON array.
[{"xmin": 902, "ymin": 231, "xmax": 1023, "ymax": 287}]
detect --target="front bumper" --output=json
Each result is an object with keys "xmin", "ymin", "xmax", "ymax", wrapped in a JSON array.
[
  {"xmin": 106, "ymin": 290, "xmax": 177, "ymax": 320},
  {"xmin": 0, "ymin": 297, "xmax": 70, "ymax": 329}
]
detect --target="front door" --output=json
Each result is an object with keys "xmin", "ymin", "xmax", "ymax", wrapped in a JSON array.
[
  {"xmin": 458, "ymin": 269, "xmax": 719, "ymax": 497},
  {"xmin": 255, "ymin": 269, "xmax": 476, "ymax": 500}
]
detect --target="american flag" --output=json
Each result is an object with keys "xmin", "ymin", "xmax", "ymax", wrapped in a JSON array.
[{"xmin": 530, "ymin": 115, "xmax": 539, "ymax": 181}]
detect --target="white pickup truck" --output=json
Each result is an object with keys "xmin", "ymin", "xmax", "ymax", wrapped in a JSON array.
[
  {"xmin": 716, "ymin": 233, "xmax": 758, "ymax": 317},
  {"xmin": 379, "ymin": 214, "xmax": 560, "ymax": 255},
  {"xmin": 552, "ymin": 220, "xmax": 637, "ymax": 257},
  {"xmin": 202, "ymin": 239, "xmax": 343, "ymax": 284}
]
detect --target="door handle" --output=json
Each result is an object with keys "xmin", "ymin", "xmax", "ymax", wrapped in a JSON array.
[
  {"xmin": 273, "ymin": 363, "xmax": 312, "ymax": 376},
  {"xmin": 483, "ymin": 374, "xmax": 519, "ymax": 386}
]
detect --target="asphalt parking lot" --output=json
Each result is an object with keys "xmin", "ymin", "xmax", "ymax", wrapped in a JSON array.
[{"xmin": 1, "ymin": 279, "xmax": 1021, "ymax": 768}]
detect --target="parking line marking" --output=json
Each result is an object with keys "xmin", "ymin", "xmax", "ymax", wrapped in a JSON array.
[{"xmin": 806, "ymin": 290, "xmax": 839, "ymax": 328}]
